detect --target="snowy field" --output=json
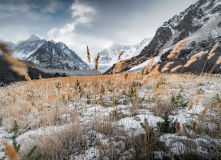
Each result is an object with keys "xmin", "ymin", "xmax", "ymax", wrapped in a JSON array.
[{"xmin": 0, "ymin": 73, "xmax": 221, "ymax": 159}]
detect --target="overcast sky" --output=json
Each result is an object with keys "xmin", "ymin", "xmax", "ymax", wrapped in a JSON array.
[{"xmin": 0, "ymin": 0, "xmax": 198, "ymax": 59}]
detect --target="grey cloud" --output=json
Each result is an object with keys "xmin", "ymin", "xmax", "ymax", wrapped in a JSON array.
[{"xmin": 0, "ymin": 0, "xmax": 198, "ymax": 59}]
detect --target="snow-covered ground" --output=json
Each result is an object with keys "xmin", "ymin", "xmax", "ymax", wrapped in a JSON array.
[{"xmin": 0, "ymin": 74, "xmax": 220, "ymax": 159}]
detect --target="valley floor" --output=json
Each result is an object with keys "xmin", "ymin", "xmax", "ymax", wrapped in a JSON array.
[{"xmin": 0, "ymin": 73, "xmax": 221, "ymax": 159}]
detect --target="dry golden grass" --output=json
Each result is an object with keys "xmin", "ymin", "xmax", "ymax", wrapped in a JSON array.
[
  {"xmin": 123, "ymin": 72, "xmax": 128, "ymax": 80},
  {"xmin": 113, "ymin": 59, "xmax": 131, "ymax": 74},
  {"xmin": 0, "ymin": 65, "xmax": 220, "ymax": 159},
  {"xmin": 0, "ymin": 36, "xmax": 221, "ymax": 159},
  {"xmin": 161, "ymin": 62, "xmax": 174, "ymax": 72},
  {"xmin": 199, "ymin": 107, "xmax": 209, "ymax": 120},
  {"xmin": 0, "ymin": 43, "xmax": 31, "ymax": 81},
  {"xmin": 182, "ymin": 124, "xmax": 187, "ymax": 134},
  {"xmin": 185, "ymin": 51, "xmax": 208, "ymax": 68},
  {"xmin": 151, "ymin": 91, "xmax": 163, "ymax": 98},
  {"xmin": 87, "ymin": 46, "xmax": 91, "ymax": 63},
  {"xmin": 191, "ymin": 51, "xmax": 208, "ymax": 60},
  {"xmin": 167, "ymin": 38, "xmax": 189, "ymax": 59},
  {"xmin": 2, "ymin": 141, "xmax": 18, "ymax": 160},
  {"xmin": 208, "ymin": 43, "xmax": 218, "ymax": 59},
  {"xmin": 134, "ymin": 71, "xmax": 142, "ymax": 80},
  {"xmin": 171, "ymin": 65, "xmax": 182, "ymax": 73},
  {"xmin": 176, "ymin": 121, "xmax": 181, "ymax": 133},
  {"xmin": 95, "ymin": 53, "xmax": 100, "ymax": 72},
  {"xmin": 184, "ymin": 59, "xmax": 197, "ymax": 67},
  {"xmin": 194, "ymin": 95, "xmax": 206, "ymax": 106},
  {"xmin": 143, "ymin": 58, "xmax": 154, "ymax": 74},
  {"xmin": 216, "ymin": 56, "xmax": 221, "ymax": 64},
  {"xmin": 118, "ymin": 51, "xmax": 125, "ymax": 60}
]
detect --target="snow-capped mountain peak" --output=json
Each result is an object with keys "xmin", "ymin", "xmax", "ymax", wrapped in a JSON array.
[
  {"xmin": 1, "ymin": 34, "xmax": 90, "ymax": 71},
  {"xmin": 26, "ymin": 41, "xmax": 89, "ymax": 70},
  {"xmin": 93, "ymin": 38, "xmax": 152, "ymax": 73},
  {"xmin": 50, "ymin": 39, "xmax": 56, "ymax": 44},
  {"xmin": 13, "ymin": 35, "xmax": 46, "ymax": 60},
  {"xmin": 27, "ymin": 34, "xmax": 41, "ymax": 42}
]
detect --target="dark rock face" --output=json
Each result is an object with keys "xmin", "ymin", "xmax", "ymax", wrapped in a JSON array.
[
  {"xmin": 104, "ymin": 0, "xmax": 221, "ymax": 75},
  {"xmin": 0, "ymin": 56, "xmax": 54, "ymax": 86},
  {"xmin": 27, "ymin": 41, "xmax": 89, "ymax": 70}
]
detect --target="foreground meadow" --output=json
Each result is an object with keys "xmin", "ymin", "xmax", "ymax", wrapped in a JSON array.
[{"xmin": 0, "ymin": 73, "xmax": 221, "ymax": 159}]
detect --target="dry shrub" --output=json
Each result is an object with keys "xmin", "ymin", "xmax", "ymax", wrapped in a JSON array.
[{"xmin": 151, "ymin": 101, "xmax": 177, "ymax": 116}]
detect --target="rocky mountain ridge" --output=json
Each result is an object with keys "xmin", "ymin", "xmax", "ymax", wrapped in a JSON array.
[
  {"xmin": 27, "ymin": 41, "xmax": 89, "ymax": 70},
  {"xmin": 104, "ymin": 0, "xmax": 221, "ymax": 74},
  {"xmin": 1, "ymin": 35, "xmax": 89, "ymax": 70},
  {"xmin": 94, "ymin": 38, "xmax": 151, "ymax": 73}
]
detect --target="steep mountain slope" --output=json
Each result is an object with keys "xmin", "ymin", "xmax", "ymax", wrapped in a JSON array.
[
  {"xmin": 56, "ymin": 42, "xmax": 88, "ymax": 69},
  {"xmin": 13, "ymin": 35, "xmax": 46, "ymax": 60},
  {"xmin": 27, "ymin": 41, "xmax": 89, "ymax": 70},
  {"xmin": 94, "ymin": 38, "xmax": 151, "ymax": 73},
  {"xmin": 105, "ymin": 0, "xmax": 221, "ymax": 74}
]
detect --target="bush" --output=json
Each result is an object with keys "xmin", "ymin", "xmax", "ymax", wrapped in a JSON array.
[
  {"xmin": 157, "ymin": 112, "xmax": 176, "ymax": 133},
  {"xmin": 171, "ymin": 93, "xmax": 188, "ymax": 108}
]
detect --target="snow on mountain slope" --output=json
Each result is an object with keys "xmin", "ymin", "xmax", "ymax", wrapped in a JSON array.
[
  {"xmin": 1, "ymin": 35, "xmax": 89, "ymax": 70},
  {"xmin": 94, "ymin": 38, "xmax": 151, "ymax": 73},
  {"xmin": 13, "ymin": 35, "xmax": 46, "ymax": 60},
  {"xmin": 27, "ymin": 41, "xmax": 89, "ymax": 70},
  {"xmin": 99, "ymin": 38, "xmax": 151, "ymax": 64},
  {"xmin": 105, "ymin": 0, "xmax": 221, "ymax": 74}
]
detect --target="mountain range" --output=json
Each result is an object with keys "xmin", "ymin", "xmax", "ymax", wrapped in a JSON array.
[
  {"xmin": 1, "ymin": 0, "xmax": 221, "ymax": 76},
  {"xmin": 1, "ymin": 34, "xmax": 151, "ymax": 73},
  {"xmin": 104, "ymin": 0, "xmax": 221, "ymax": 74},
  {"xmin": 1, "ymin": 35, "xmax": 89, "ymax": 70},
  {"xmin": 91, "ymin": 38, "xmax": 151, "ymax": 73}
]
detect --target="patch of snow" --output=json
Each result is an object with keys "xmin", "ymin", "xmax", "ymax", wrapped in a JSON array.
[
  {"xmin": 70, "ymin": 147, "xmax": 100, "ymax": 160},
  {"xmin": 129, "ymin": 56, "xmax": 161, "ymax": 71}
]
